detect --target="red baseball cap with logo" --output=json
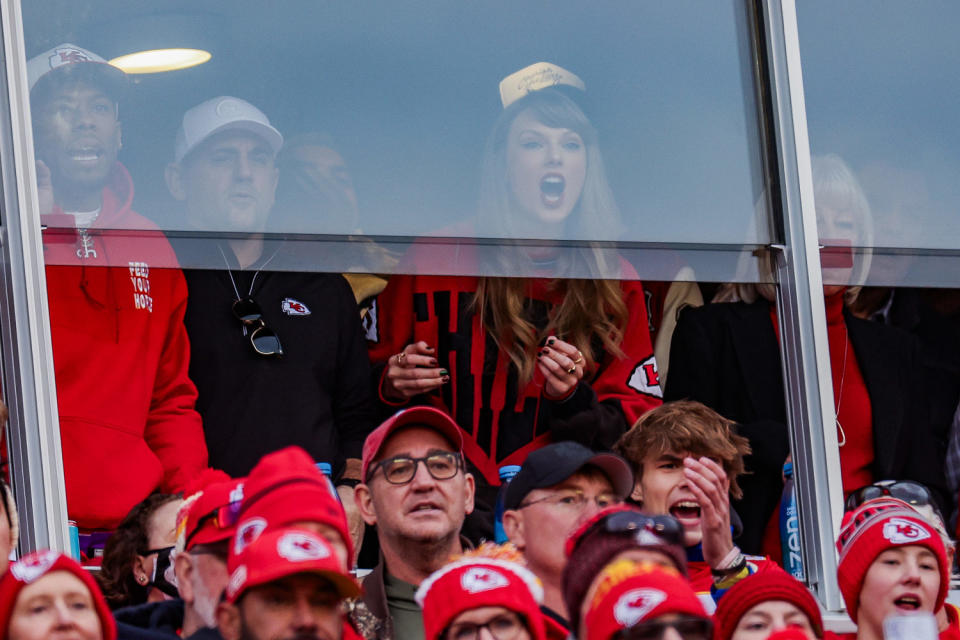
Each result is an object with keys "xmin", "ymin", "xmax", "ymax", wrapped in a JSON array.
[
  {"xmin": 225, "ymin": 527, "xmax": 360, "ymax": 603},
  {"xmin": 361, "ymin": 407, "xmax": 464, "ymax": 481},
  {"xmin": 176, "ymin": 470, "xmax": 245, "ymax": 551}
]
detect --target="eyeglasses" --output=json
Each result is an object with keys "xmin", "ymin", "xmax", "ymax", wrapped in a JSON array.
[
  {"xmin": 232, "ymin": 297, "xmax": 284, "ymax": 357},
  {"xmin": 519, "ymin": 489, "xmax": 620, "ymax": 512},
  {"xmin": 446, "ymin": 612, "xmax": 526, "ymax": 640},
  {"xmin": 576, "ymin": 510, "xmax": 685, "ymax": 552},
  {"xmin": 368, "ymin": 452, "xmax": 462, "ymax": 484},
  {"xmin": 844, "ymin": 480, "xmax": 941, "ymax": 518},
  {"xmin": 184, "ymin": 499, "xmax": 244, "ymax": 548},
  {"xmin": 612, "ymin": 616, "xmax": 713, "ymax": 640}
]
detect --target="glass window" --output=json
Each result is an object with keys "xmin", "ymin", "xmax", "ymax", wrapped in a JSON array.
[
  {"xmin": 797, "ymin": 2, "xmax": 960, "ymax": 288},
  {"xmin": 24, "ymin": 0, "xmax": 772, "ymax": 281}
]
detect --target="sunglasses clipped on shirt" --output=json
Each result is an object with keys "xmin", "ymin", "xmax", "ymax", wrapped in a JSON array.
[{"xmin": 233, "ymin": 297, "xmax": 284, "ymax": 357}]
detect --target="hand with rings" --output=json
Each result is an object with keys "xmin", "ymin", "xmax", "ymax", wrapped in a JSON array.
[
  {"xmin": 537, "ymin": 336, "xmax": 585, "ymax": 399},
  {"xmin": 382, "ymin": 341, "xmax": 449, "ymax": 401}
]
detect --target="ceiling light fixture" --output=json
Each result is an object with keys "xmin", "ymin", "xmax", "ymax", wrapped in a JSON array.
[{"xmin": 108, "ymin": 48, "xmax": 211, "ymax": 74}]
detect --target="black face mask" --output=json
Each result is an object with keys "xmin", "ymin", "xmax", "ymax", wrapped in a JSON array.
[{"xmin": 142, "ymin": 545, "xmax": 179, "ymax": 598}]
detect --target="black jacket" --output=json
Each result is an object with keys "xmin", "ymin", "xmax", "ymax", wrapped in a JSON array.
[
  {"xmin": 183, "ymin": 258, "xmax": 375, "ymax": 477},
  {"xmin": 666, "ymin": 300, "xmax": 948, "ymax": 553},
  {"xmin": 115, "ymin": 600, "xmax": 183, "ymax": 640}
]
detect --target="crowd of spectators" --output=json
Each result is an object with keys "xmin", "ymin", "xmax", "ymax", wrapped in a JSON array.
[{"xmin": 3, "ymin": 40, "xmax": 960, "ymax": 640}]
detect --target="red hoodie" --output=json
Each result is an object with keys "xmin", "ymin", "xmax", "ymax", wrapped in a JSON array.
[{"xmin": 41, "ymin": 163, "xmax": 207, "ymax": 529}]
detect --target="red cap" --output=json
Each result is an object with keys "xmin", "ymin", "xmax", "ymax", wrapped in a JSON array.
[
  {"xmin": 713, "ymin": 564, "xmax": 823, "ymax": 640},
  {"xmin": 361, "ymin": 407, "xmax": 464, "ymax": 481},
  {"xmin": 836, "ymin": 498, "xmax": 948, "ymax": 622},
  {"xmin": 177, "ymin": 471, "xmax": 245, "ymax": 551},
  {"xmin": 582, "ymin": 560, "xmax": 706, "ymax": 640},
  {"xmin": 235, "ymin": 446, "xmax": 352, "ymax": 559},
  {"xmin": 0, "ymin": 550, "xmax": 116, "ymax": 640},
  {"xmin": 226, "ymin": 527, "xmax": 360, "ymax": 603},
  {"xmin": 415, "ymin": 558, "xmax": 546, "ymax": 640}
]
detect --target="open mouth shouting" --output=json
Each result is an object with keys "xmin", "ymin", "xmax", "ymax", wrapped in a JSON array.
[
  {"xmin": 669, "ymin": 499, "xmax": 702, "ymax": 528},
  {"xmin": 67, "ymin": 144, "xmax": 105, "ymax": 167},
  {"xmin": 540, "ymin": 173, "xmax": 565, "ymax": 208},
  {"xmin": 892, "ymin": 593, "xmax": 923, "ymax": 613}
]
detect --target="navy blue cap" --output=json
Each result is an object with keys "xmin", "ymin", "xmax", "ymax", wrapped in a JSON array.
[{"xmin": 503, "ymin": 441, "xmax": 633, "ymax": 511}]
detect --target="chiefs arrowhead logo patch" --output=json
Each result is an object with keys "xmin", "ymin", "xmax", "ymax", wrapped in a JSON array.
[
  {"xmin": 882, "ymin": 518, "xmax": 931, "ymax": 545},
  {"xmin": 277, "ymin": 532, "xmax": 330, "ymax": 562},
  {"xmin": 234, "ymin": 517, "xmax": 267, "ymax": 555},
  {"xmin": 460, "ymin": 567, "xmax": 509, "ymax": 594},
  {"xmin": 11, "ymin": 550, "xmax": 59, "ymax": 584},
  {"xmin": 282, "ymin": 298, "xmax": 311, "ymax": 316},
  {"xmin": 627, "ymin": 355, "xmax": 663, "ymax": 398},
  {"xmin": 613, "ymin": 588, "xmax": 666, "ymax": 627}
]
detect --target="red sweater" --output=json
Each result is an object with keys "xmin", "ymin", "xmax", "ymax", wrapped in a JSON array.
[
  {"xmin": 41, "ymin": 163, "xmax": 207, "ymax": 529},
  {"xmin": 368, "ymin": 248, "xmax": 661, "ymax": 485}
]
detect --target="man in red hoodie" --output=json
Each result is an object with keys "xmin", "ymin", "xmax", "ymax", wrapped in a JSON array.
[{"xmin": 27, "ymin": 43, "xmax": 207, "ymax": 530}]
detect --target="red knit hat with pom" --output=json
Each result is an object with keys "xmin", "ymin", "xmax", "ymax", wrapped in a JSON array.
[
  {"xmin": 836, "ymin": 497, "xmax": 948, "ymax": 622},
  {"xmin": 582, "ymin": 560, "xmax": 706, "ymax": 640},
  {"xmin": 713, "ymin": 564, "xmax": 823, "ymax": 640},
  {"xmin": 0, "ymin": 550, "xmax": 116, "ymax": 640},
  {"xmin": 234, "ymin": 446, "xmax": 352, "ymax": 559},
  {"xmin": 415, "ymin": 557, "xmax": 546, "ymax": 640}
]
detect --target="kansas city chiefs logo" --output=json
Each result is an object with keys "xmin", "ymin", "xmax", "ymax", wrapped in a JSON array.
[
  {"xmin": 277, "ymin": 532, "xmax": 330, "ymax": 562},
  {"xmin": 282, "ymin": 298, "xmax": 311, "ymax": 316},
  {"xmin": 883, "ymin": 518, "xmax": 930, "ymax": 544},
  {"xmin": 614, "ymin": 588, "xmax": 666, "ymax": 627},
  {"xmin": 627, "ymin": 355, "xmax": 663, "ymax": 398},
  {"xmin": 234, "ymin": 517, "xmax": 267, "ymax": 555},
  {"xmin": 460, "ymin": 567, "xmax": 509, "ymax": 594},
  {"xmin": 11, "ymin": 550, "xmax": 59, "ymax": 584}
]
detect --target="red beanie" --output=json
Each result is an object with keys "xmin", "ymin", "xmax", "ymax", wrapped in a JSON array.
[
  {"xmin": 713, "ymin": 564, "xmax": 823, "ymax": 640},
  {"xmin": 0, "ymin": 550, "xmax": 116, "ymax": 640},
  {"xmin": 836, "ymin": 498, "xmax": 948, "ymax": 622},
  {"xmin": 582, "ymin": 560, "xmax": 706, "ymax": 640},
  {"xmin": 415, "ymin": 558, "xmax": 546, "ymax": 640},
  {"xmin": 235, "ymin": 446, "xmax": 352, "ymax": 559}
]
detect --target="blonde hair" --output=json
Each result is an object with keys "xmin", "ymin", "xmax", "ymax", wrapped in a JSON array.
[
  {"xmin": 473, "ymin": 88, "xmax": 629, "ymax": 386},
  {"xmin": 473, "ymin": 277, "xmax": 626, "ymax": 387}
]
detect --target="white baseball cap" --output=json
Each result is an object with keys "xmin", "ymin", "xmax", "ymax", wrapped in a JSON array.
[
  {"xmin": 27, "ymin": 43, "xmax": 127, "ymax": 97},
  {"xmin": 174, "ymin": 96, "xmax": 284, "ymax": 163},
  {"xmin": 499, "ymin": 61, "xmax": 586, "ymax": 109}
]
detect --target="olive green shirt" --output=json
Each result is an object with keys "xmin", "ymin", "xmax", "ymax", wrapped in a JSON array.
[{"xmin": 384, "ymin": 570, "xmax": 424, "ymax": 640}]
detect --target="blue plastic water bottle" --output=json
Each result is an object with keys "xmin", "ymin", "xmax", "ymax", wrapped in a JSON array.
[
  {"xmin": 494, "ymin": 465, "xmax": 522, "ymax": 543},
  {"xmin": 317, "ymin": 462, "xmax": 342, "ymax": 504},
  {"xmin": 780, "ymin": 461, "xmax": 805, "ymax": 580}
]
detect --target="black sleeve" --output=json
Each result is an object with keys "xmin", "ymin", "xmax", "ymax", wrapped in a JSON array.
[
  {"xmin": 331, "ymin": 275, "xmax": 377, "ymax": 460},
  {"xmin": 544, "ymin": 383, "xmax": 630, "ymax": 451}
]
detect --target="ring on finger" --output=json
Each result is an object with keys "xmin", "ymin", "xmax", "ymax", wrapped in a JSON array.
[
  {"xmin": 397, "ymin": 352, "xmax": 406, "ymax": 365},
  {"xmin": 566, "ymin": 364, "xmax": 577, "ymax": 374},
  {"xmin": 573, "ymin": 351, "xmax": 584, "ymax": 365}
]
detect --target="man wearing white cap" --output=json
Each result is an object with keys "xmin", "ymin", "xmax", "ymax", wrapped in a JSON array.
[
  {"xmin": 28, "ymin": 43, "xmax": 208, "ymax": 531},
  {"xmin": 165, "ymin": 98, "xmax": 374, "ymax": 537}
]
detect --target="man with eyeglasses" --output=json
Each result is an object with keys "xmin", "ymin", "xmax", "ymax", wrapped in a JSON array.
[
  {"xmin": 500, "ymin": 441, "xmax": 634, "ymax": 638},
  {"xmin": 166, "ymin": 97, "xmax": 374, "ymax": 546},
  {"xmin": 28, "ymin": 44, "xmax": 208, "ymax": 532},
  {"xmin": 353, "ymin": 407, "xmax": 476, "ymax": 640}
]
